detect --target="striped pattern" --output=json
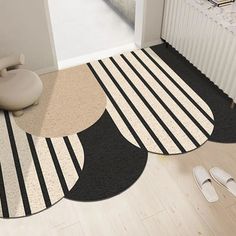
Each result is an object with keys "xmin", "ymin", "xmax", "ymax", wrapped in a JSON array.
[
  {"xmin": 89, "ymin": 48, "xmax": 214, "ymax": 155},
  {"xmin": 0, "ymin": 111, "xmax": 84, "ymax": 218},
  {"xmin": 162, "ymin": 0, "xmax": 236, "ymax": 103}
]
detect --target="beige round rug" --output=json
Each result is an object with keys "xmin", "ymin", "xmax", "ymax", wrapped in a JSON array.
[{"xmin": 15, "ymin": 64, "xmax": 107, "ymax": 137}]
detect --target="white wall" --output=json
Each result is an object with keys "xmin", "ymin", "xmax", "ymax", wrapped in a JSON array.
[
  {"xmin": 135, "ymin": 0, "xmax": 164, "ymax": 48},
  {"xmin": 0, "ymin": 0, "xmax": 164, "ymax": 73},
  {"xmin": 0, "ymin": 0, "xmax": 57, "ymax": 73}
]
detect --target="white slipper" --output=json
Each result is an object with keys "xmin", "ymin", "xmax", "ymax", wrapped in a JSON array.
[
  {"xmin": 193, "ymin": 166, "xmax": 218, "ymax": 202},
  {"xmin": 209, "ymin": 167, "xmax": 236, "ymax": 197}
]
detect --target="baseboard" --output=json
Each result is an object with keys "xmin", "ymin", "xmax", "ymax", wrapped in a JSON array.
[
  {"xmin": 32, "ymin": 40, "xmax": 160, "ymax": 75},
  {"xmin": 142, "ymin": 39, "xmax": 164, "ymax": 48},
  {"xmin": 58, "ymin": 43, "xmax": 138, "ymax": 70},
  {"xmin": 35, "ymin": 65, "xmax": 58, "ymax": 75}
]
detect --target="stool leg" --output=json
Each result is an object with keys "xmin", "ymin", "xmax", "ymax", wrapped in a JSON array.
[
  {"xmin": 33, "ymin": 100, "xmax": 39, "ymax": 106},
  {"xmin": 231, "ymin": 101, "xmax": 235, "ymax": 110},
  {"xmin": 13, "ymin": 110, "xmax": 24, "ymax": 117}
]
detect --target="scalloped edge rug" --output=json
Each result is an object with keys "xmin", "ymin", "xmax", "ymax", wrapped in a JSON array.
[
  {"xmin": 88, "ymin": 47, "xmax": 215, "ymax": 155},
  {"xmin": 0, "ymin": 111, "xmax": 84, "ymax": 218}
]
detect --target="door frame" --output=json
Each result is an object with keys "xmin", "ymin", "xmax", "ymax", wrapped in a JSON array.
[
  {"xmin": 43, "ymin": 0, "xmax": 164, "ymax": 71},
  {"xmin": 135, "ymin": 0, "xmax": 164, "ymax": 48}
]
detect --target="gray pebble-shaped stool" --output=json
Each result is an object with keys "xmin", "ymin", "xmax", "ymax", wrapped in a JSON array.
[{"xmin": 0, "ymin": 54, "xmax": 43, "ymax": 116}]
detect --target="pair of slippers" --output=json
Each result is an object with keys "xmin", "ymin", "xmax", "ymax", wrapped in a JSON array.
[{"xmin": 193, "ymin": 166, "xmax": 236, "ymax": 202}]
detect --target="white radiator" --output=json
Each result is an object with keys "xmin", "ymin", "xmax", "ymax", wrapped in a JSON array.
[{"xmin": 161, "ymin": 0, "xmax": 236, "ymax": 102}]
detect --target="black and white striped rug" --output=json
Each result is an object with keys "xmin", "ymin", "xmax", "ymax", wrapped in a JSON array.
[
  {"xmin": 88, "ymin": 48, "xmax": 215, "ymax": 155},
  {"xmin": 0, "ymin": 111, "xmax": 84, "ymax": 218},
  {"xmin": 0, "ymin": 47, "xmax": 215, "ymax": 218},
  {"xmin": 151, "ymin": 43, "xmax": 236, "ymax": 143}
]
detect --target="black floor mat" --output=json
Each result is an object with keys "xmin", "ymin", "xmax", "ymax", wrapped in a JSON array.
[
  {"xmin": 151, "ymin": 43, "xmax": 236, "ymax": 143},
  {"xmin": 65, "ymin": 110, "xmax": 148, "ymax": 201}
]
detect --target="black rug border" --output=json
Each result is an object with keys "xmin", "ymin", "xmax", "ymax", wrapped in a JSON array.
[
  {"xmin": 151, "ymin": 42, "xmax": 236, "ymax": 144},
  {"xmin": 65, "ymin": 109, "xmax": 148, "ymax": 202}
]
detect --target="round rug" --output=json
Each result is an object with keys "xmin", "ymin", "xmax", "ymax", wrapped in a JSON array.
[
  {"xmin": 0, "ymin": 111, "xmax": 84, "ymax": 218},
  {"xmin": 14, "ymin": 64, "xmax": 106, "ymax": 138}
]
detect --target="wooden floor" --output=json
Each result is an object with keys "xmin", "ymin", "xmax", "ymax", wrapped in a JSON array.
[{"xmin": 1, "ymin": 141, "xmax": 236, "ymax": 236}]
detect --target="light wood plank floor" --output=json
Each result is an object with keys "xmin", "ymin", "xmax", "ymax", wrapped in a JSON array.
[{"xmin": 1, "ymin": 141, "xmax": 236, "ymax": 236}]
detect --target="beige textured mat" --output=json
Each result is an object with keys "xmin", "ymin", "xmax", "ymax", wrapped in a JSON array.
[{"xmin": 15, "ymin": 64, "xmax": 106, "ymax": 137}]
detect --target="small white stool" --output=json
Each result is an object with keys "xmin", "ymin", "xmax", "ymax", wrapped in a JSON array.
[{"xmin": 0, "ymin": 54, "xmax": 43, "ymax": 116}]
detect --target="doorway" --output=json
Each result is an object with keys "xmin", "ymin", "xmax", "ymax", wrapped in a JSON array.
[{"xmin": 48, "ymin": 0, "xmax": 137, "ymax": 69}]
